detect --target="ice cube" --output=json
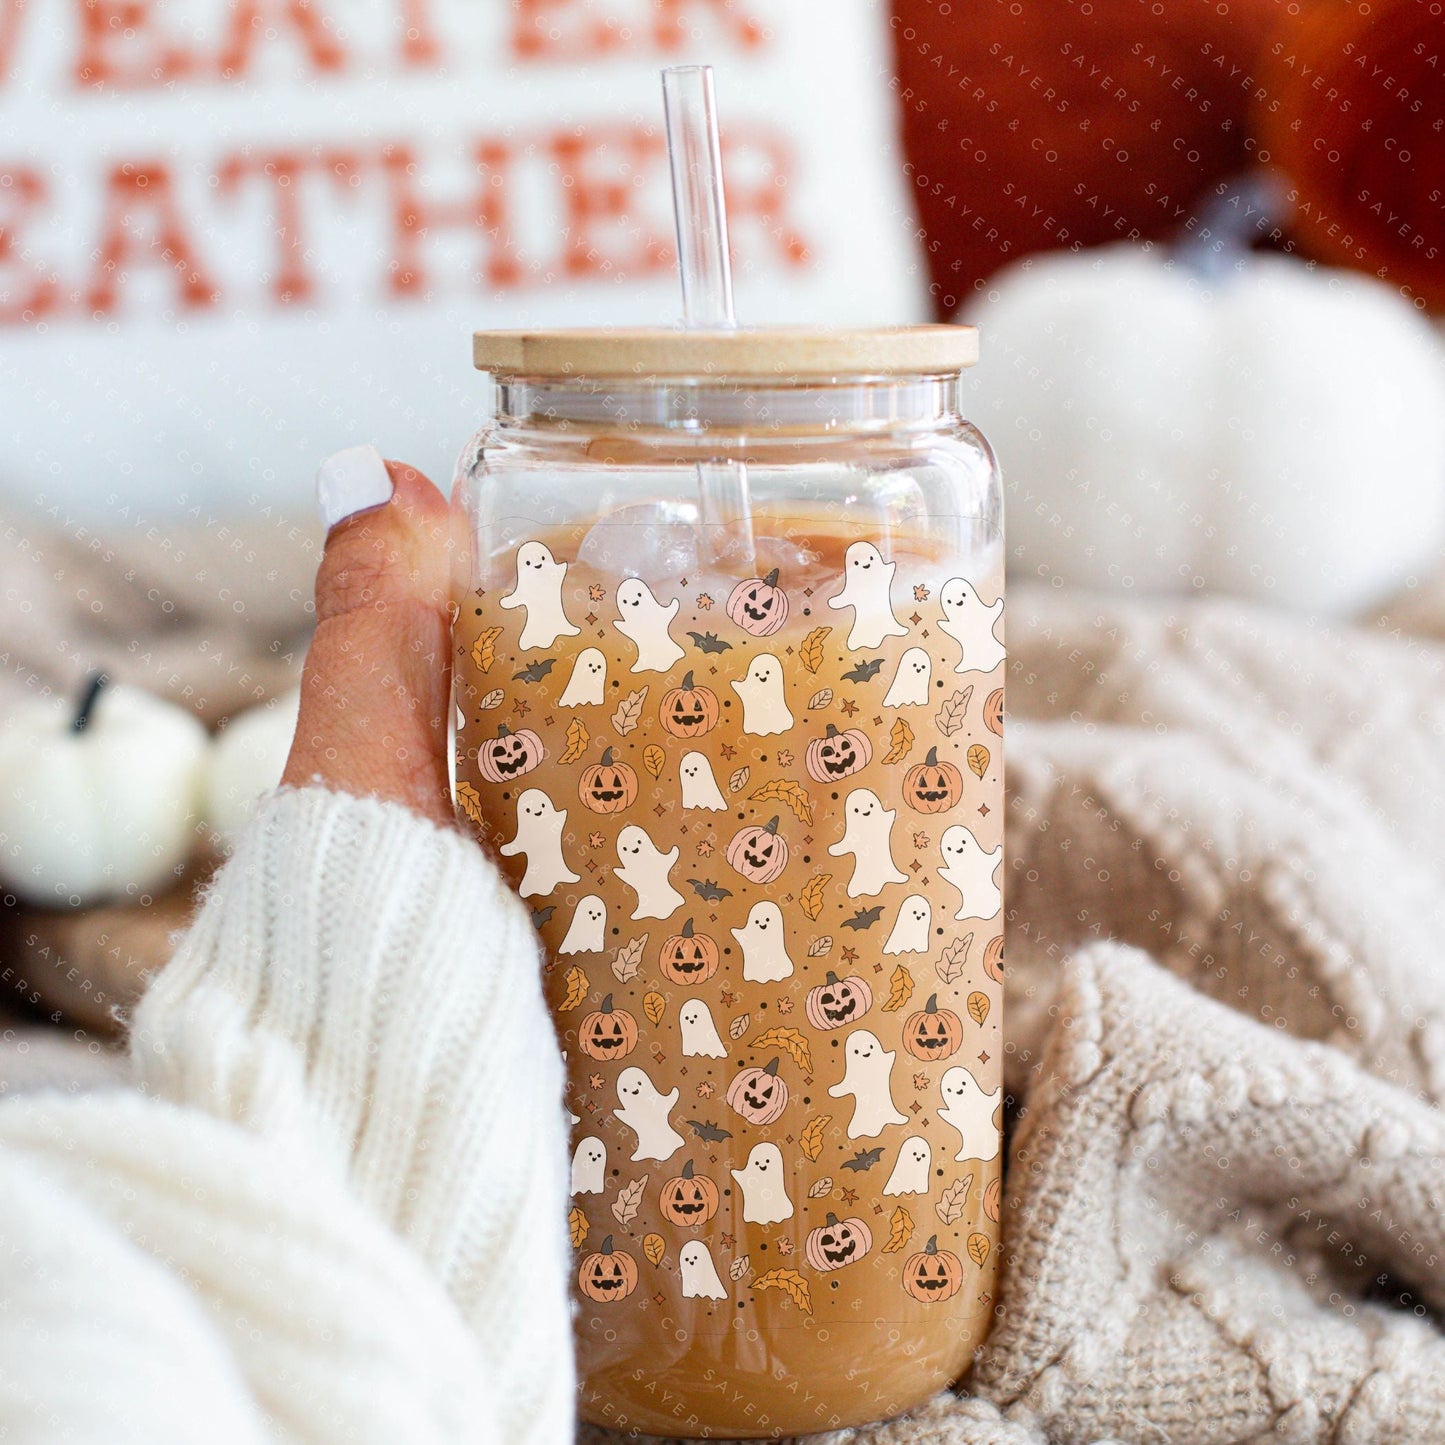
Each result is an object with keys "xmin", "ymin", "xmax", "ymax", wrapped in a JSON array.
[{"xmin": 576, "ymin": 502, "xmax": 701, "ymax": 582}]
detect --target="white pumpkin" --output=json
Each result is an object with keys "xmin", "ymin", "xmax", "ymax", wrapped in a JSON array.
[
  {"xmin": 202, "ymin": 688, "xmax": 301, "ymax": 839},
  {"xmin": 964, "ymin": 243, "xmax": 1445, "ymax": 613},
  {"xmin": 0, "ymin": 676, "xmax": 209, "ymax": 907}
]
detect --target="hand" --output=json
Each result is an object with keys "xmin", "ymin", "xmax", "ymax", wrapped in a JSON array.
[{"xmin": 281, "ymin": 446, "xmax": 455, "ymax": 826}]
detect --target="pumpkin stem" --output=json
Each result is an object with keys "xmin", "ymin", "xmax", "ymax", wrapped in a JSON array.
[
  {"xmin": 496, "ymin": 723, "xmax": 511, "ymax": 737},
  {"xmin": 680, "ymin": 917, "xmax": 695, "ymax": 938},
  {"xmin": 824, "ymin": 723, "xmax": 840, "ymax": 738},
  {"xmin": 824, "ymin": 970, "xmax": 840, "ymax": 985},
  {"xmin": 681, "ymin": 1159, "xmax": 695, "ymax": 1179},
  {"xmin": 680, "ymin": 669, "xmax": 695, "ymax": 690},
  {"xmin": 72, "ymin": 671, "xmax": 109, "ymax": 733},
  {"xmin": 600, "ymin": 746, "xmax": 615, "ymax": 765},
  {"xmin": 924, "ymin": 993, "xmax": 939, "ymax": 1013},
  {"xmin": 1174, "ymin": 172, "xmax": 1285, "ymax": 279},
  {"xmin": 762, "ymin": 1056, "xmax": 779, "ymax": 1076},
  {"xmin": 762, "ymin": 815, "xmax": 779, "ymax": 835},
  {"xmin": 600, "ymin": 1234, "xmax": 615, "ymax": 1254},
  {"xmin": 599, "ymin": 993, "xmax": 614, "ymax": 1012},
  {"xmin": 923, "ymin": 1234, "xmax": 939, "ymax": 1255},
  {"xmin": 924, "ymin": 745, "xmax": 940, "ymax": 766},
  {"xmin": 824, "ymin": 1212, "xmax": 840, "ymax": 1226},
  {"xmin": 762, "ymin": 567, "xmax": 780, "ymax": 587}
]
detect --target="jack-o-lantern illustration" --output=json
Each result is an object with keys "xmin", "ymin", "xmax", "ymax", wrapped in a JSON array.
[
  {"xmin": 903, "ymin": 746, "xmax": 965, "ymax": 814},
  {"xmin": 726, "ymin": 1055, "xmax": 789, "ymax": 1124},
  {"xmin": 983, "ymin": 935, "xmax": 1004, "ymax": 984},
  {"xmin": 577, "ymin": 994, "xmax": 640, "ymax": 1060},
  {"xmin": 659, "ymin": 1159, "xmax": 719, "ymax": 1226},
  {"xmin": 984, "ymin": 688, "xmax": 1004, "ymax": 737},
  {"xmin": 660, "ymin": 670, "xmax": 721, "ymax": 739},
  {"xmin": 579, "ymin": 747, "xmax": 639, "ymax": 814},
  {"xmin": 478, "ymin": 723, "xmax": 545, "ymax": 783},
  {"xmin": 804, "ymin": 970, "xmax": 874, "ymax": 1031},
  {"xmin": 726, "ymin": 567, "xmax": 789, "ymax": 637},
  {"xmin": 659, "ymin": 918, "xmax": 720, "ymax": 986},
  {"xmin": 902, "ymin": 993, "xmax": 964, "ymax": 1061},
  {"xmin": 805, "ymin": 724, "xmax": 873, "ymax": 783},
  {"xmin": 804, "ymin": 1212, "xmax": 873, "ymax": 1271},
  {"xmin": 726, "ymin": 815, "xmax": 789, "ymax": 883},
  {"xmin": 902, "ymin": 1234, "xmax": 964, "ymax": 1303},
  {"xmin": 578, "ymin": 1234, "xmax": 639, "ymax": 1302}
]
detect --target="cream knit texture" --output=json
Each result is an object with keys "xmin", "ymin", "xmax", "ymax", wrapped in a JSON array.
[{"xmin": 0, "ymin": 787, "xmax": 574, "ymax": 1445}]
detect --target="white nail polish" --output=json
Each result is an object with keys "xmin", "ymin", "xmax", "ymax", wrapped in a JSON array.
[{"xmin": 317, "ymin": 445, "xmax": 393, "ymax": 530}]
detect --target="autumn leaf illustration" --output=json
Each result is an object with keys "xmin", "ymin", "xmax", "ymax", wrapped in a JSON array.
[
  {"xmin": 881, "ymin": 964, "xmax": 915, "ymax": 1013},
  {"xmin": 937, "ymin": 1174, "xmax": 973, "ymax": 1226},
  {"xmin": 559, "ymin": 717, "xmax": 590, "ymax": 765},
  {"xmin": 749, "ymin": 778, "xmax": 814, "ymax": 825},
  {"xmin": 728, "ymin": 766, "xmax": 750, "ymax": 794},
  {"xmin": 729, "ymin": 1013, "xmax": 751, "ymax": 1041},
  {"xmin": 478, "ymin": 688, "xmax": 505, "ymax": 710},
  {"xmin": 560, "ymin": 966, "xmax": 589, "ymax": 1011},
  {"xmin": 752, "ymin": 1268, "xmax": 813, "ymax": 1314},
  {"xmin": 470, "ymin": 627, "xmax": 504, "ymax": 673},
  {"xmin": 807, "ymin": 687, "xmax": 834, "ymax": 710},
  {"xmin": 883, "ymin": 717, "xmax": 915, "ymax": 765},
  {"xmin": 967, "ymin": 991, "xmax": 991, "ymax": 1026},
  {"xmin": 749, "ymin": 1026, "xmax": 813, "ymax": 1074},
  {"xmin": 643, "ymin": 991, "xmax": 666, "ymax": 1026},
  {"xmin": 569, "ymin": 1206, "xmax": 588, "ymax": 1249},
  {"xmin": 611, "ymin": 935, "xmax": 647, "ymax": 983},
  {"xmin": 936, "ymin": 934, "xmax": 974, "ymax": 986},
  {"xmin": 983, "ymin": 1177, "xmax": 1002, "ymax": 1225},
  {"xmin": 967, "ymin": 1232, "xmax": 991, "ymax": 1267},
  {"xmin": 799, "ymin": 1113, "xmax": 831, "ymax": 1163},
  {"xmin": 808, "ymin": 1177, "xmax": 834, "ymax": 1198},
  {"xmin": 456, "ymin": 782, "xmax": 485, "ymax": 828},
  {"xmin": 936, "ymin": 685, "xmax": 974, "ymax": 738},
  {"xmin": 800, "ymin": 626, "xmax": 832, "ymax": 674},
  {"xmin": 883, "ymin": 1205, "xmax": 915, "ymax": 1254},
  {"xmin": 611, "ymin": 1175, "xmax": 648, "ymax": 1227},
  {"xmin": 642, "ymin": 744, "xmax": 666, "ymax": 779},
  {"xmin": 967, "ymin": 743, "xmax": 991, "ymax": 779},
  {"xmin": 807, "ymin": 936, "xmax": 833, "ymax": 957},
  {"xmin": 799, "ymin": 872, "xmax": 831, "ymax": 922},
  {"xmin": 728, "ymin": 1255, "xmax": 751, "ymax": 1281},
  {"xmin": 643, "ymin": 1233, "xmax": 665, "ymax": 1267},
  {"xmin": 612, "ymin": 687, "xmax": 647, "ymax": 737}
]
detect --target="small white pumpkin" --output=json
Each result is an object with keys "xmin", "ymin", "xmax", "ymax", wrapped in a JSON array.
[
  {"xmin": 0, "ymin": 675, "xmax": 209, "ymax": 907},
  {"xmin": 964, "ymin": 242, "xmax": 1445, "ymax": 613},
  {"xmin": 202, "ymin": 688, "xmax": 301, "ymax": 839}
]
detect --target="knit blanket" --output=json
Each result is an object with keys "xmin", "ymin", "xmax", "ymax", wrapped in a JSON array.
[{"xmin": 583, "ymin": 585, "xmax": 1445, "ymax": 1444}]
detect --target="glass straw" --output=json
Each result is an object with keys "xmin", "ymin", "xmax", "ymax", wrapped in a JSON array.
[{"xmin": 662, "ymin": 65, "xmax": 755, "ymax": 573}]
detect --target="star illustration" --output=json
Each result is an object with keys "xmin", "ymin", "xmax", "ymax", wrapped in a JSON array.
[
  {"xmin": 777, "ymin": 749, "xmax": 794, "ymax": 767},
  {"xmin": 512, "ymin": 699, "xmax": 531, "ymax": 717},
  {"xmin": 909, "ymin": 612, "xmax": 922, "ymax": 625},
  {"xmin": 588, "ymin": 582, "xmax": 606, "ymax": 602},
  {"xmin": 978, "ymin": 1051, "xmax": 990, "ymax": 1065},
  {"xmin": 839, "ymin": 1186, "xmax": 860, "ymax": 1205},
  {"xmin": 696, "ymin": 593, "xmax": 714, "ymax": 610},
  {"xmin": 840, "ymin": 699, "xmax": 860, "ymax": 718},
  {"xmin": 719, "ymin": 988, "xmax": 738, "ymax": 1008},
  {"xmin": 720, "ymin": 1233, "xmax": 736, "ymax": 1250},
  {"xmin": 588, "ymin": 1072, "xmax": 604, "ymax": 1090},
  {"xmin": 720, "ymin": 742, "xmax": 738, "ymax": 760},
  {"xmin": 909, "ymin": 1101, "xmax": 923, "ymax": 1114},
  {"xmin": 978, "ymin": 803, "xmax": 991, "ymax": 816},
  {"xmin": 841, "ymin": 945, "xmax": 859, "ymax": 964},
  {"xmin": 913, "ymin": 584, "xmax": 930, "ymax": 601},
  {"xmin": 697, "ymin": 1080, "xmax": 716, "ymax": 1098}
]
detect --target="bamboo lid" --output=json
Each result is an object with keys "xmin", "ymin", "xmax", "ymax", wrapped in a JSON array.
[{"xmin": 472, "ymin": 325, "xmax": 977, "ymax": 379}]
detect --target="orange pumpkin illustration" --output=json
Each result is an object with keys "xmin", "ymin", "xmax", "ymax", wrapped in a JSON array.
[
  {"xmin": 579, "ymin": 747, "xmax": 639, "ymax": 814},
  {"xmin": 659, "ymin": 918, "xmax": 720, "ymax": 986},
  {"xmin": 726, "ymin": 815, "xmax": 789, "ymax": 883},
  {"xmin": 577, "ymin": 994, "xmax": 640, "ymax": 1061},
  {"xmin": 659, "ymin": 670, "xmax": 721, "ymax": 739},
  {"xmin": 804, "ymin": 970, "xmax": 873, "ymax": 1031},
  {"xmin": 659, "ymin": 1159, "xmax": 719, "ymax": 1226},
  {"xmin": 578, "ymin": 1234, "xmax": 639, "ymax": 1303},
  {"xmin": 478, "ymin": 723, "xmax": 545, "ymax": 783},
  {"xmin": 804, "ymin": 1212, "xmax": 873, "ymax": 1271},
  {"xmin": 804, "ymin": 723, "xmax": 873, "ymax": 783},
  {"xmin": 725, "ymin": 567, "xmax": 789, "ymax": 637},
  {"xmin": 902, "ymin": 1235, "xmax": 964, "ymax": 1303},
  {"xmin": 984, "ymin": 688, "xmax": 1004, "ymax": 737},
  {"xmin": 901, "ymin": 993, "xmax": 964, "ymax": 1061},
  {"xmin": 983, "ymin": 934, "xmax": 1004, "ymax": 984},
  {"xmin": 903, "ymin": 746, "xmax": 965, "ymax": 814},
  {"xmin": 726, "ymin": 1056, "xmax": 789, "ymax": 1125}
]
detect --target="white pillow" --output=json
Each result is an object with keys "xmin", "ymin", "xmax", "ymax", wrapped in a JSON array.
[{"xmin": 1, "ymin": 1, "xmax": 925, "ymax": 516}]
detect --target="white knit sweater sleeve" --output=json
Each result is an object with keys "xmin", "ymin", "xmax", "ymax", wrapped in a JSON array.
[{"xmin": 129, "ymin": 786, "xmax": 575, "ymax": 1443}]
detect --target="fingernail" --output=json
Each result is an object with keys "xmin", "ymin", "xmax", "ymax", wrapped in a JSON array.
[{"xmin": 317, "ymin": 445, "xmax": 393, "ymax": 530}]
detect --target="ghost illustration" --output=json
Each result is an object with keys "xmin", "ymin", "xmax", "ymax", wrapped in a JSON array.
[
  {"xmin": 730, "ymin": 1142, "xmax": 793, "ymax": 1225},
  {"xmin": 570, "ymin": 1135, "xmax": 608, "ymax": 1195},
  {"xmin": 499, "ymin": 788, "xmax": 580, "ymax": 898},
  {"xmin": 557, "ymin": 647, "xmax": 607, "ymax": 707},
  {"xmin": 730, "ymin": 901, "xmax": 796, "ymax": 984},
  {"xmin": 828, "ymin": 788, "xmax": 908, "ymax": 898},
  {"xmin": 730, "ymin": 653, "xmax": 793, "ymax": 736},
  {"xmin": 498, "ymin": 541, "xmax": 579, "ymax": 650},
  {"xmin": 679, "ymin": 998, "xmax": 727, "ymax": 1058},
  {"xmin": 827, "ymin": 542, "xmax": 908, "ymax": 650},
  {"xmin": 558, "ymin": 893, "xmax": 607, "ymax": 954},
  {"xmin": 939, "ymin": 1065, "xmax": 1002, "ymax": 1163},
  {"xmin": 938, "ymin": 577, "xmax": 1005, "ymax": 675},
  {"xmin": 939, "ymin": 825, "xmax": 1003, "ymax": 921},
  {"xmin": 614, "ymin": 1065, "xmax": 685, "ymax": 1162},
  {"xmin": 614, "ymin": 579, "xmax": 685, "ymax": 673},
  {"xmin": 828, "ymin": 1029, "xmax": 907, "ymax": 1138},
  {"xmin": 679, "ymin": 1240, "xmax": 728, "ymax": 1300},
  {"xmin": 882, "ymin": 1135, "xmax": 932, "ymax": 1196},
  {"xmin": 882, "ymin": 893, "xmax": 932, "ymax": 955},
  {"xmin": 882, "ymin": 647, "xmax": 933, "ymax": 707},
  {"xmin": 679, "ymin": 750, "xmax": 728, "ymax": 811},
  {"xmin": 615, "ymin": 824, "xmax": 686, "ymax": 921}
]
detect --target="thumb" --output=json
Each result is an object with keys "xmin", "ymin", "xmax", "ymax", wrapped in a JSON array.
[{"xmin": 281, "ymin": 447, "xmax": 455, "ymax": 825}]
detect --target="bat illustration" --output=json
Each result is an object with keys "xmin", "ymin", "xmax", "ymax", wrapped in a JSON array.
[
  {"xmin": 688, "ymin": 630, "xmax": 734, "ymax": 654},
  {"xmin": 842, "ymin": 906, "xmax": 884, "ymax": 931},
  {"xmin": 842, "ymin": 1147, "xmax": 884, "ymax": 1172},
  {"xmin": 513, "ymin": 658, "xmax": 556, "ymax": 683},
  {"xmin": 686, "ymin": 1118, "xmax": 734, "ymax": 1143},
  {"xmin": 688, "ymin": 878, "xmax": 734, "ymax": 902},
  {"xmin": 531, "ymin": 905, "xmax": 555, "ymax": 928},
  {"xmin": 842, "ymin": 657, "xmax": 885, "ymax": 683}
]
